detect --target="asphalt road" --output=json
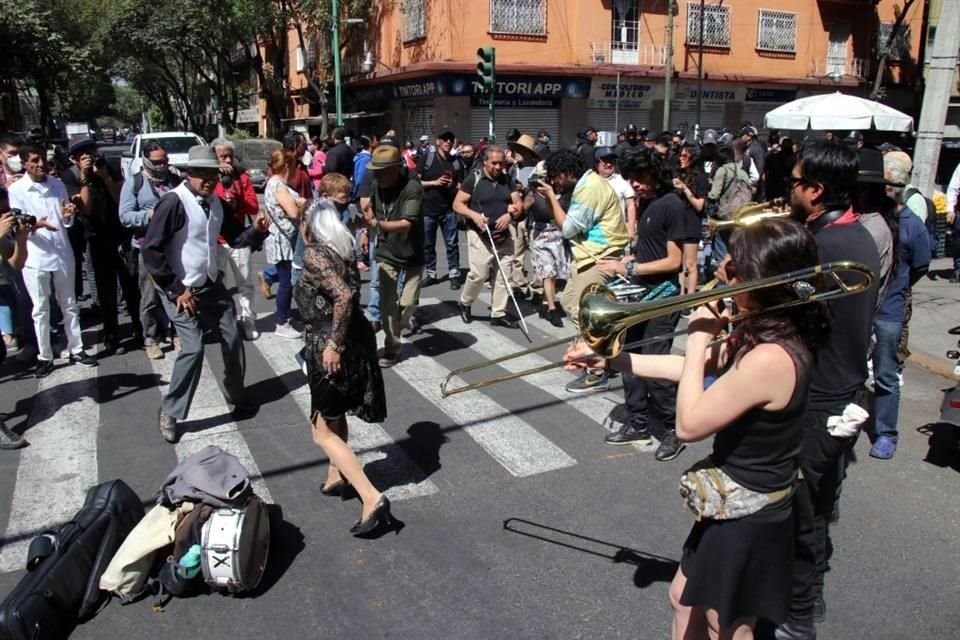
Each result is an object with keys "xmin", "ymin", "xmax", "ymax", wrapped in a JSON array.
[{"xmin": 0, "ymin": 248, "xmax": 958, "ymax": 640}]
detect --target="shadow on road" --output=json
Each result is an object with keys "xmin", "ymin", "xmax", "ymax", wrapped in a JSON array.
[
  {"xmin": 917, "ymin": 422, "xmax": 960, "ymax": 472},
  {"xmin": 251, "ymin": 504, "xmax": 305, "ymax": 597},
  {"xmin": 502, "ymin": 518, "xmax": 678, "ymax": 588}
]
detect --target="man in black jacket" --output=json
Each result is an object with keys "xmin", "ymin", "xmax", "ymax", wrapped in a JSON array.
[{"xmin": 324, "ymin": 127, "xmax": 355, "ymax": 180}]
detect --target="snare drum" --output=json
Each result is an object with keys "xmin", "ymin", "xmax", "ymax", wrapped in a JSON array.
[{"xmin": 200, "ymin": 495, "xmax": 270, "ymax": 594}]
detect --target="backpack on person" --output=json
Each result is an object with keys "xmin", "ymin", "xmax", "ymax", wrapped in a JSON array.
[
  {"xmin": 132, "ymin": 172, "xmax": 182, "ymax": 211},
  {"xmin": 710, "ymin": 164, "xmax": 753, "ymax": 221},
  {"xmin": 903, "ymin": 186, "xmax": 939, "ymax": 259}
]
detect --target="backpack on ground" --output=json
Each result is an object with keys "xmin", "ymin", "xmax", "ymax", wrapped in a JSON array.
[
  {"xmin": 904, "ymin": 187, "xmax": 939, "ymax": 259},
  {"xmin": 0, "ymin": 480, "xmax": 144, "ymax": 640}
]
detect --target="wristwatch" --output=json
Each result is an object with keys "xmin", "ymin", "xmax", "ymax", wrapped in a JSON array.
[{"xmin": 625, "ymin": 260, "xmax": 636, "ymax": 278}]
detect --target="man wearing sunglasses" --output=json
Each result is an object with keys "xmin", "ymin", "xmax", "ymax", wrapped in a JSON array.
[{"xmin": 119, "ymin": 140, "xmax": 182, "ymax": 360}]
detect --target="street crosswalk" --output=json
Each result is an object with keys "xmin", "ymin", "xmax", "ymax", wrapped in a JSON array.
[{"xmin": 0, "ymin": 295, "xmax": 648, "ymax": 574}]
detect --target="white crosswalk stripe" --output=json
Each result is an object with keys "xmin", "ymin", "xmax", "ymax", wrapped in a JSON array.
[
  {"xmin": 0, "ymin": 362, "xmax": 100, "ymax": 573},
  {"xmin": 149, "ymin": 350, "xmax": 274, "ymax": 504},
  {"xmin": 423, "ymin": 298, "xmax": 655, "ymax": 452},
  {"xmin": 250, "ymin": 324, "xmax": 439, "ymax": 502}
]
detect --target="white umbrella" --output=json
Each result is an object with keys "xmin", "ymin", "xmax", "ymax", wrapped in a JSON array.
[{"xmin": 763, "ymin": 91, "xmax": 913, "ymax": 132}]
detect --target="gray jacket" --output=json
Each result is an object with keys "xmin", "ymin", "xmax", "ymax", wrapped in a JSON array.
[{"xmin": 158, "ymin": 445, "xmax": 252, "ymax": 508}]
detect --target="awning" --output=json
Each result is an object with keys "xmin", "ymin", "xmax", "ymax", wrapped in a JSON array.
[{"xmin": 281, "ymin": 111, "xmax": 386, "ymax": 124}]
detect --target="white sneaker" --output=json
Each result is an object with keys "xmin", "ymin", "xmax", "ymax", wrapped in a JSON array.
[
  {"xmin": 275, "ymin": 322, "xmax": 302, "ymax": 339},
  {"xmin": 240, "ymin": 317, "xmax": 260, "ymax": 341}
]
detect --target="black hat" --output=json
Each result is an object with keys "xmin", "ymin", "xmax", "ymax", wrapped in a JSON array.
[
  {"xmin": 68, "ymin": 138, "xmax": 97, "ymax": 156},
  {"xmin": 436, "ymin": 128, "xmax": 456, "ymax": 141},
  {"xmin": 644, "ymin": 131, "xmax": 657, "ymax": 142},
  {"xmin": 625, "ymin": 123, "xmax": 638, "ymax": 133},
  {"xmin": 537, "ymin": 129, "xmax": 550, "ymax": 137},
  {"xmin": 583, "ymin": 126, "xmax": 597, "ymax": 135},
  {"xmin": 878, "ymin": 142, "xmax": 901, "ymax": 153},
  {"xmin": 857, "ymin": 147, "xmax": 902, "ymax": 187}
]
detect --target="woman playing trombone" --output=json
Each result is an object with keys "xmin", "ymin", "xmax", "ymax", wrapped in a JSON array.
[{"xmin": 565, "ymin": 218, "xmax": 830, "ymax": 640}]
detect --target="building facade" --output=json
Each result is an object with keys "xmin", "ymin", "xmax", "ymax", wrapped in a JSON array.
[{"xmin": 284, "ymin": 0, "xmax": 923, "ymax": 146}]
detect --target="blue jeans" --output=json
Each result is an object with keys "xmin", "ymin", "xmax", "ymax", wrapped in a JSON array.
[
  {"xmin": 263, "ymin": 264, "xmax": 278, "ymax": 285},
  {"xmin": 712, "ymin": 229, "xmax": 731, "ymax": 267},
  {"xmin": 872, "ymin": 318, "xmax": 903, "ymax": 442},
  {"xmin": 423, "ymin": 212, "xmax": 460, "ymax": 279},
  {"xmin": 0, "ymin": 284, "xmax": 15, "ymax": 335},
  {"xmin": 274, "ymin": 260, "xmax": 293, "ymax": 326},
  {"xmin": 366, "ymin": 239, "xmax": 405, "ymax": 323}
]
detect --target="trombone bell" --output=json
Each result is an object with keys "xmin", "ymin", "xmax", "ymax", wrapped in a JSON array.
[{"xmin": 708, "ymin": 198, "xmax": 789, "ymax": 232}]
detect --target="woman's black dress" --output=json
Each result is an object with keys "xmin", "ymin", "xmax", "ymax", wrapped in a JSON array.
[
  {"xmin": 679, "ymin": 341, "xmax": 811, "ymax": 627},
  {"xmin": 293, "ymin": 243, "xmax": 386, "ymax": 423}
]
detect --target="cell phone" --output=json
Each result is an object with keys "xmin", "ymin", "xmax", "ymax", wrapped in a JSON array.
[
  {"xmin": 442, "ymin": 170, "xmax": 453, "ymax": 181},
  {"xmin": 527, "ymin": 178, "xmax": 541, "ymax": 190}
]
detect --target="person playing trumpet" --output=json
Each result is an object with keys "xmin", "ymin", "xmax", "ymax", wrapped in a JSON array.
[{"xmin": 565, "ymin": 218, "xmax": 831, "ymax": 640}]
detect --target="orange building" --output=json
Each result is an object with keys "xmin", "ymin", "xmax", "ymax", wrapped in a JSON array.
[{"xmin": 286, "ymin": 0, "xmax": 927, "ymax": 145}]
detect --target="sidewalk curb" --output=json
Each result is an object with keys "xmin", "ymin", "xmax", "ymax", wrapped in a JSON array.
[{"xmin": 908, "ymin": 350, "xmax": 959, "ymax": 381}]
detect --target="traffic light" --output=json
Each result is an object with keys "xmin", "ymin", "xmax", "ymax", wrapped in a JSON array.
[{"xmin": 476, "ymin": 47, "xmax": 495, "ymax": 92}]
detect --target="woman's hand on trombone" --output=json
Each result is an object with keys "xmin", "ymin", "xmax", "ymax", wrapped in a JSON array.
[
  {"xmin": 563, "ymin": 342, "xmax": 606, "ymax": 371},
  {"xmin": 685, "ymin": 301, "xmax": 732, "ymax": 347}
]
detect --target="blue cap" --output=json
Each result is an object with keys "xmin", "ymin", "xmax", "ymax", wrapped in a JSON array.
[{"xmin": 595, "ymin": 146, "xmax": 618, "ymax": 159}]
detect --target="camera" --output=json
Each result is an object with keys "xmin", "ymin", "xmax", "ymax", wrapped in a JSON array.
[
  {"xmin": 9, "ymin": 208, "xmax": 36, "ymax": 231},
  {"xmin": 220, "ymin": 173, "xmax": 234, "ymax": 188},
  {"xmin": 527, "ymin": 178, "xmax": 542, "ymax": 190},
  {"xmin": 94, "ymin": 155, "xmax": 106, "ymax": 170}
]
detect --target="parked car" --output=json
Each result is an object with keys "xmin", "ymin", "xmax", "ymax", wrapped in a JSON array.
[
  {"xmin": 121, "ymin": 132, "xmax": 206, "ymax": 180},
  {"xmin": 234, "ymin": 138, "xmax": 282, "ymax": 192}
]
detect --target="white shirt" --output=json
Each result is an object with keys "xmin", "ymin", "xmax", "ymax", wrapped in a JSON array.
[
  {"xmin": 606, "ymin": 173, "xmax": 635, "ymax": 223},
  {"xmin": 7, "ymin": 174, "xmax": 75, "ymax": 272},
  {"xmin": 946, "ymin": 163, "xmax": 960, "ymax": 214}
]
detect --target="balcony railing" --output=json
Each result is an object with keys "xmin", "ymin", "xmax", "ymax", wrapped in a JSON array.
[
  {"xmin": 812, "ymin": 57, "xmax": 866, "ymax": 81},
  {"xmin": 588, "ymin": 42, "xmax": 667, "ymax": 66}
]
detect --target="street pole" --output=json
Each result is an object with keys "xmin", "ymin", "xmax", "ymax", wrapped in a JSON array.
[
  {"xmin": 663, "ymin": 0, "xmax": 675, "ymax": 132},
  {"xmin": 615, "ymin": 71, "xmax": 621, "ymax": 133},
  {"xmin": 695, "ymin": 0, "xmax": 705, "ymax": 139},
  {"xmin": 911, "ymin": 10, "xmax": 960, "ymax": 194},
  {"xmin": 489, "ymin": 49, "xmax": 496, "ymax": 143},
  {"xmin": 332, "ymin": 0, "xmax": 343, "ymax": 127}
]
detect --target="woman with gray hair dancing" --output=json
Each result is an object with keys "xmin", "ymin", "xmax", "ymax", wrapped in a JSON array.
[{"xmin": 294, "ymin": 199, "xmax": 397, "ymax": 537}]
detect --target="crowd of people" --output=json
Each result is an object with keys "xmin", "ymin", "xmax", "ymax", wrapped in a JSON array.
[{"xmin": 0, "ymin": 116, "xmax": 951, "ymax": 637}]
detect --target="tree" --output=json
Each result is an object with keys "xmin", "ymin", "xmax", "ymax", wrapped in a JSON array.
[{"xmin": 869, "ymin": 0, "xmax": 918, "ymax": 100}]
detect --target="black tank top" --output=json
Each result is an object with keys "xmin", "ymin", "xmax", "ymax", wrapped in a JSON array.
[{"xmin": 711, "ymin": 339, "xmax": 811, "ymax": 494}]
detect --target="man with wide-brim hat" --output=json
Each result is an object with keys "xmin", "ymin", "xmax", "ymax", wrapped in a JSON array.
[
  {"xmin": 142, "ymin": 145, "xmax": 271, "ymax": 443},
  {"xmin": 505, "ymin": 134, "xmax": 543, "ymax": 299},
  {"xmin": 362, "ymin": 145, "xmax": 425, "ymax": 368}
]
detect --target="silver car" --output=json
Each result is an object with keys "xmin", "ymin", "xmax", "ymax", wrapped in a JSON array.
[{"xmin": 235, "ymin": 139, "xmax": 283, "ymax": 192}]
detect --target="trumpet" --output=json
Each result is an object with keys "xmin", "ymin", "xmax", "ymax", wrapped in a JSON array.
[
  {"xmin": 707, "ymin": 198, "xmax": 790, "ymax": 232},
  {"xmin": 439, "ymin": 261, "xmax": 874, "ymax": 397}
]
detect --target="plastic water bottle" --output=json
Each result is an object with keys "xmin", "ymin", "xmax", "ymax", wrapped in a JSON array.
[{"xmin": 178, "ymin": 544, "xmax": 202, "ymax": 579}]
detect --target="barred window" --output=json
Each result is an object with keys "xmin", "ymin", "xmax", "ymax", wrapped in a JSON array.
[
  {"xmin": 757, "ymin": 9, "xmax": 797, "ymax": 53},
  {"xmin": 877, "ymin": 22, "xmax": 909, "ymax": 61},
  {"xmin": 402, "ymin": 0, "xmax": 426, "ymax": 42},
  {"xmin": 490, "ymin": 0, "xmax": 547, "ymax": 36},
  {"xmin": 686, "ymin": 2, "xmax": 731, "ymax": 48}
]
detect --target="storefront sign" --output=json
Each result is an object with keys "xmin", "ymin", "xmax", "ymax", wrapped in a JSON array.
[
  {"xmin": 236, "ymin": 107, "xmax": 259, "ymax": 124},
  {"xmin": 393, "ymin": 78, "xmax": 446, "ymax": 100},
  {"xmin": 745, "ymin": 88, "xmax": 798, "ymax": 102},
  {"xmin": 587, "ymin": 78, "xmax": 662, "ymax": 110},
  {"xmin": 670, "ymin": 83, "xmax": 744, "ymax": 107},
  {"xmin": 447, "ymin": 74, "xmax": 589, "ymax": 107}
]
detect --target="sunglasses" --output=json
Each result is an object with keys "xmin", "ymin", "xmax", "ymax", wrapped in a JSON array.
[{"xmin": 785, "ymin": 175, "xmax": 810, "ymax": 190}]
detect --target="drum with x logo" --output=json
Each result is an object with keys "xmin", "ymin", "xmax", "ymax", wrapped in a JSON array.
[{"xmin": 200, "ymin": 495, "xmax": 270, "ymax": 594}]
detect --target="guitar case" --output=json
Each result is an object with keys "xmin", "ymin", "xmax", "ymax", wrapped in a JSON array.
[{"xmin": 0, "ymin": 480, "xmax": 144, "ymax": 640}]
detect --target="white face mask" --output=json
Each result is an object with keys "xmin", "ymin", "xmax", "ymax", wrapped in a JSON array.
[{"xmin": 7, "ymin": 156, "xmax": 22, "ymax": 173}]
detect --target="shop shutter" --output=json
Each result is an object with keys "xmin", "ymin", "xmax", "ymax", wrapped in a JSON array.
[
  {"xmin": 668, "ymin": 104, "xmax": 723, "ymax": 135},
  {"xmin": 469, "ymin": 108, "xmax": 560, "ymax": 146},
  {"xmin": 402, "ymin": 103, "xmax": 435, "ymax": 146},
  {"xmin": 586, "ymin": 108, "xmax": 652, "ymax": 136}
]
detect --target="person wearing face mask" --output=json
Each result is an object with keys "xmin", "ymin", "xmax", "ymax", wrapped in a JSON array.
[
  {"xmin": 0, "ymin": 134, "xmax": 23, "ymax": 188},
  {"xmin": 142, "ymin": 145, "xmax": 271, "ymax": 444},
  {"xmin": 119, "ymin": 140, "xmax": 183, "ymax": 360},
  {"xmin": 212, "ymin": 138, "xmax": 261, "ymax": 342}
]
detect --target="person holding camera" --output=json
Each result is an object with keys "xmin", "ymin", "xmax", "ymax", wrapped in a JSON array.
[
  {"xmin": 212, "ymin": 138, "xmax": 261, "ymax": 342},
  {"xmin": 8, "ymin": 145, "xmax": 97, "ymax": 378},
  {"xmin": 63, "ymin": 137, "xmax": 142, "ymax": 355},
  {"xmin": 0, "ymin": 189, "xmax": 31, "ymax": 449}
]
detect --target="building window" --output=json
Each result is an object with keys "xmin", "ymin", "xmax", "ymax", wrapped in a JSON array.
[
  {"xmin": 611, "ymin": 0, "xmax": 640, "ymax": 51},
  {"xmin": 877, "ymin": 22, "xmax": 909, "ymax": 62},
  {"xmin": 490, "ymin": 0, "xmax": 547, "ymax": 36},
  {"xmin": 757, "ymin": 9, "xmax": 796, "ymax": 53},
  {"xmin": 686, "ymin": 2, "xmax": 731, "ymax": 48},
  {"xmin": 402, "ymin": 0, "xmax": 426, "ymax": 42}
]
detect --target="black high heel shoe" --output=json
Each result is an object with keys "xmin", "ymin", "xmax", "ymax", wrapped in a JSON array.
[
  {"xmin": 350, "ymin": 496, "xmax": 399, "ymax": 537},
  {"xmin": 320, "ymin": 479, "xmax": 356, "ymax": 501}
]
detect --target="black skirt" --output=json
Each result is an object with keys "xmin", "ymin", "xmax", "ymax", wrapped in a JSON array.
[{"xmin": 679, "ymin": 508, "xmax": 794, "ymax": 627}]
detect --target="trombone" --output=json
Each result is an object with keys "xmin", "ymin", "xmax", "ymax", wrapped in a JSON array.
[
  {"xmin": 439, "ymin": 261, "xmax": 874, "ymax": 397},
  {"xmin": 707, "ymin": 198, "xmax": 790, "ymax": 232}
]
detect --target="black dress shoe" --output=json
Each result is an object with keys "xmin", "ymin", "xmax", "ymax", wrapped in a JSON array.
[
  {"xmin": 655, "ymin": 430, "xmax": 686, "ymax": 461},
  {"xmin": 605, "ymin": 424, "xmax": 652, "ymax": 445},
  {"xmin": 491, "ymin": 316, "xmax": 519, "ymax": 329},
  {"xmin": 774, "ymin": 620, "xmax": 817, "ymax": 640},
  {"xmin": 548, "ymin": 308, "xmax": 563, "ymax": 327},
  {"xmin": 70, "ymin": 351, "xmax": 98, "ymax": 367},
  {"xmin": 421, "ymin": 275, "xmax": 438, "ymax": 287},
  {"xmin": 34, "ymin": 359, "xmax": 55, "ymax": 378},
  {"xmin": 538, "ymin": 305, "xmax": 548, "ymax": 319},
  {"xmin": 458, "ymin": 302, "xmax": 472, "ymax": 324},
  {"xmin": 350, "ymin": 496, "xmax": 400, "ymax": 537}
]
